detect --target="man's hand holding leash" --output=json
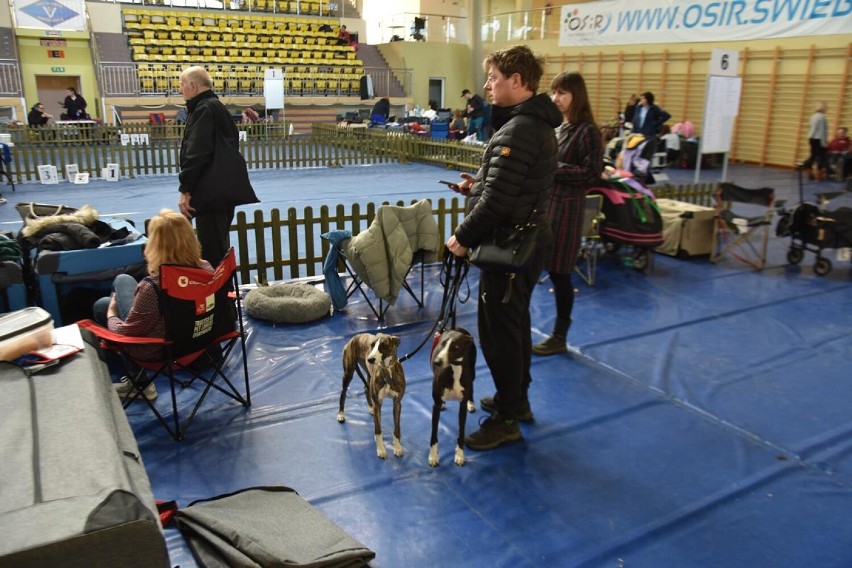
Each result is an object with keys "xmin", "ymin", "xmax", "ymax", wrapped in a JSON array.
[{"xmin": 444, "ymin": 174, "xmax": 475, "ymax": 257}]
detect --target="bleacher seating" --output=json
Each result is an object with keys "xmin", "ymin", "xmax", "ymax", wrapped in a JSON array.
[{"xmin": 123, "ymin": 7, "xmax": 362, "ymax": 97}]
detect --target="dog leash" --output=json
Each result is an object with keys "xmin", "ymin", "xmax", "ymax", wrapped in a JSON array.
[{"xmin": 399, "ymin": 249, "xmax": 469, "ymax": 363}]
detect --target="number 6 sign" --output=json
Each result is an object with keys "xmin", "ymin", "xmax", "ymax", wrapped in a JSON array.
[{"xmin": 710, "ymin": 48, "xmax": 739, "ymax": 77}]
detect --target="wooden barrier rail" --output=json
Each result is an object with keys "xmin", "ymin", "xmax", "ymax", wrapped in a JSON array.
[
  {"xmin": 0, "ymin": 123, "xmax": 482, "ymax": 183},
  {"xmin": 224, "ymin": 182, "xmax": 715, "ymax": 286}
]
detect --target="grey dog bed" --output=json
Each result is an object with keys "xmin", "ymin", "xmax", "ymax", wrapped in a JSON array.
[{"xmin": 244, "ymin": 283, "xmax": 332, "ymax": 323}]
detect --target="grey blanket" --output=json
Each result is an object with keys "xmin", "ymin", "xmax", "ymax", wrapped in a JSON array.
[{"xmin": 176, "ymin": 486, "xmax": 375, "ymax": 568}]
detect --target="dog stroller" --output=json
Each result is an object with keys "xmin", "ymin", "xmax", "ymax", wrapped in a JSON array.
[
  {"xmin": 775, "ymin": 166, "xmax": 852, "ymax": 276},
  {"xmin": 589, "ymin": 177, "xmax": 664, "ymax": 272}
]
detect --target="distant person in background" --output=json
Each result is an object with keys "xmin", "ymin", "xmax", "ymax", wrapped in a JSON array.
[
  {"xmin": 826, "ymin": 126, "xmax": 850, "ymax": 180},
  {"xmin": 623, "ymin": 93, "xmax": 638, "ymax": 126},
  {"xmin": 370, "ymin": 96, "xmax": 390, "ymax": 126},
  {"xmin": 337, "ymin": 25, "xmax": 351, "ymax": 46},
  {"xmin": 62, "ymin": 87, "xmax": 88, "ymax": 120},
  {"xmin": 659, "ymin": 124, "xmax": 681, "ymax": 165},
  {"xmin": 802, "ymin": 102, "xmax": 828, "ymax": 180},
  {"xmin": 632, "ymin": 91, "xmax": 670, "ymax": 138},
  {"xmin": 533, "ymin": 71, "xmax": 603, "ymax": 356},
  {"xmin": 422, "ymin": 100, "xmax": 438, "ymax": 121},
  {"xmin": 462, "ymin": 88, "xmax": 485, "ymax": 141},
  {"xmin": 27, "ymin": 102, "xmax": 52, "ymax": 126},
  {"xmin": 450, "ymin": 108, "xmax": 466, "ymax": 137},
  {"xmin": 178, "ymin": 65, "xmax": 259, "ymax": 267}
]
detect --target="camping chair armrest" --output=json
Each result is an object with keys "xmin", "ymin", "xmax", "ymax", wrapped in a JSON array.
[{"xmin": 77, "ymin": 319, "xmax": 170, "ymax": 347}]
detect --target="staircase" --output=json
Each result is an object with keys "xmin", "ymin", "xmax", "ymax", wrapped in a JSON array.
[{"xmin": 356, "ymin": 45, "xmax": 405, "ymax": 98}]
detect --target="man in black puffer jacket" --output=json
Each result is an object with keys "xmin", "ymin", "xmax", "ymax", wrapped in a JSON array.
[
  {"xmin": 446, "ymin": 45, "xmax": 562, "ymax": 451},
  {"xmin": 177, "ymin": 66, "xmax": 258, "ymax": 267}
]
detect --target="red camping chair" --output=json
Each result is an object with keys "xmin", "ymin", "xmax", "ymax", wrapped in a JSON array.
[{"xmin": 78, "ymin": 248, "xmax": 250, "ymax": 440}]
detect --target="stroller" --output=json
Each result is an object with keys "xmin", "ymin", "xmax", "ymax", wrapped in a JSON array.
[
  {"xmin": 775, "ymin": 165, "xmax": 852, "ymax": 276},
  {"xmin": 589, "ymin": 177, "xmax": 664, "ymax": 272}
]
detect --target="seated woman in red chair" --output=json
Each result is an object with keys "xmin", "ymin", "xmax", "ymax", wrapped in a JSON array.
[{"xmin": 93, "ymin": 209, "xmax": 213, "ymax": 399}]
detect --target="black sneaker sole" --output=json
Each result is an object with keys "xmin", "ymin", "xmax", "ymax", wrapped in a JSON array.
[{"xmin": 479, "ymin": 396, "xmax": 534, "ymax": 423}]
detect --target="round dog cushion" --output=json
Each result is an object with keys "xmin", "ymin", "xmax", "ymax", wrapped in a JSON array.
[{"xmin": 244, "ymin": 283, "xmax": 332, "ymax": 324}]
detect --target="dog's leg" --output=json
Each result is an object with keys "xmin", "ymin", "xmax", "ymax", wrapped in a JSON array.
[
  {"xmin": 455, "ymin": 397, "xmax": 468, "ymax": 466},
  {"xmin": 338, "ymin": 364, "xmax": 357, "ymax": 423},
  {"xmin": 356, "ymin": 365, "xmax": 375, "ymax": 415},
  {"xmin": 392, "ymin": 395, "xmax": 404, "ymax": 457},
  {"xmin": 428, "ymin": 398, "xmax": 442, "ymax": 467},
  {"xmin": 372, "ymin": 392, "xmax": 387, "ymax": 459}
]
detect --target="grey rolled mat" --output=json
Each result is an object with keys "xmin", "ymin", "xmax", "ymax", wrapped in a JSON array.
[{"xmin": 175, "ymin": 486, "xmax": 375, "ymax": 568}]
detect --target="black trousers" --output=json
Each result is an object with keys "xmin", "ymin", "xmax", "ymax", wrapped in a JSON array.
[
  {"xmin": 195, "ymin": 207, "xmax": 234, "ymax": 267},
  {"xmin": 477, "ymin": 251, "xmax": 546, "ymax": 420},
  {"xmin": 803, "ymin": 139, "xmax": 827, "ymax": 171}
]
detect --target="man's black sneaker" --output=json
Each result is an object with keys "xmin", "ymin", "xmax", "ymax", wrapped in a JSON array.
[
  {"xmin": 479, "ymin": 394, "xmax": 534, "ymax": 422},
  {"xmin": 532, "ymin": 335, "xmax": 568, "ymax": 356},
  {"xmin": 465, "ymin": 413, "xmax": 522, "ymax": 451}
]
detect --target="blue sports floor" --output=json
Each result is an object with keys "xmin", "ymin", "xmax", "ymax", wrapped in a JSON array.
[{"xmin": 2, "ymin": 162, "xmax": 851, "ymax": 567}]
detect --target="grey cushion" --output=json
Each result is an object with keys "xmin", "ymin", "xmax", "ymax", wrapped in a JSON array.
[{"xmin": 244, "ymin": 283, "xmax": 332, "ymax": 324}]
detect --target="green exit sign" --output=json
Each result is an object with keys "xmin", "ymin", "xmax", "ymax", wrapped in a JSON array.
[{"xmin": 51, "ymin": 66, "xmax": 65, "ymax": 72}]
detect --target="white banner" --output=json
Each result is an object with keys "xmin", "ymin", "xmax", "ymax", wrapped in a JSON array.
[
  {"xmin": 559, "ymin": 0, "xmax": 852, "ymax": 46},
  {"xmin": 16, "ymin": 0, "xmax": 87, "ymax": 31}
]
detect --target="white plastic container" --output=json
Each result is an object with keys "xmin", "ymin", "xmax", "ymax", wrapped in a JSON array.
[{"xmin": 0, "ymin": 307, "xmax": 54, "ymax": 362}]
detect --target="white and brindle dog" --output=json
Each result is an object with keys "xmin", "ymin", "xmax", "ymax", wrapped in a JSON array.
[
  {"xmin": 429, "ymin": 328, "xmax": 477, "ymax": 467},
  {"xmin": 338, "ymin": 333, "xmax": 406, "ymax": 459}
]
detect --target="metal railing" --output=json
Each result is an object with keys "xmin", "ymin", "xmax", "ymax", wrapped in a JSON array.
[{"xmin": 99, "ymin": 62, "xmax": 411, "ymax": 98}]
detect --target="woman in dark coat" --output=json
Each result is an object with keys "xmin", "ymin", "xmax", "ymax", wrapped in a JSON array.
[
  {"xmin": 534, "ymin": 72, "xmax": 603, "ymax": 356},
  {"xmin": 62, "ymin": 87, "xmax": 87, "ymax": 120}
]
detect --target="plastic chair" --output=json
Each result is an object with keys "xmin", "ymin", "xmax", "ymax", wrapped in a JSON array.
[
  {"xmin": 78, "ymin": 248, "xmax": 250, "ymax": 441},
  {"xmin": 710, "ymin": 182, "xmax": 776, "ymax": 270}
]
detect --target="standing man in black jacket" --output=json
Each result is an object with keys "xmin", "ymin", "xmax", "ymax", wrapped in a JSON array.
[
  {"xmin": 177, "ymin": 66, "xmax": 258, "ymax": 267},
  {"xmin": 447, "ymin": 45, "xmax": 562, "ymax": 450}
]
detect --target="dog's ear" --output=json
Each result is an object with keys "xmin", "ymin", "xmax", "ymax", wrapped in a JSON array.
[
  {"xmin": 455, "ymin": 327, "xmax": 472, "ymax": 338},
  {"xmin": 390, "ymin": 335, "xmax": 401, "ymax": 349}
]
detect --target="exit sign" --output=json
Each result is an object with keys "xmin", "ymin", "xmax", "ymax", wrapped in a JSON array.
[{"xmin": 51, "ymin": 66, "xmax": 65, "ymax": 72}]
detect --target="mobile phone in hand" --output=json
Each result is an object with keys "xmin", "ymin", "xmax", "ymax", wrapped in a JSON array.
[{"xmin": 439, "ymin": 180, "xmax": 460, "ymax": 192}]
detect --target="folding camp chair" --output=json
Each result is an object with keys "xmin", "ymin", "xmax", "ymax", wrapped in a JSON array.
[
  {"xmin": 333, "ymin": 200, "xmax": 441, "ymax": 322},
  {"xmin": 339, "ymin": 247, "xmax": 429, "ymax": 322},
  {"xmin": 710, "ymin": 182, "xmax": 776, "ymax": 270},
  {"xmin": 78, "ymin": 248, "xmax": 250, "ymax": 440},
  {"xmin": 574, "ymin": 193, "xmax": 606, "ymax": 286}
]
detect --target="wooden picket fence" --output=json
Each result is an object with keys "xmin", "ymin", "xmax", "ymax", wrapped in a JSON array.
[
  {"xmin": 223, "ymin": 182, "xmax": 715, "ymax": 286},
  {"xmin": 1, "ymin": 123, "xmax": 482, "ymax": 183}
]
